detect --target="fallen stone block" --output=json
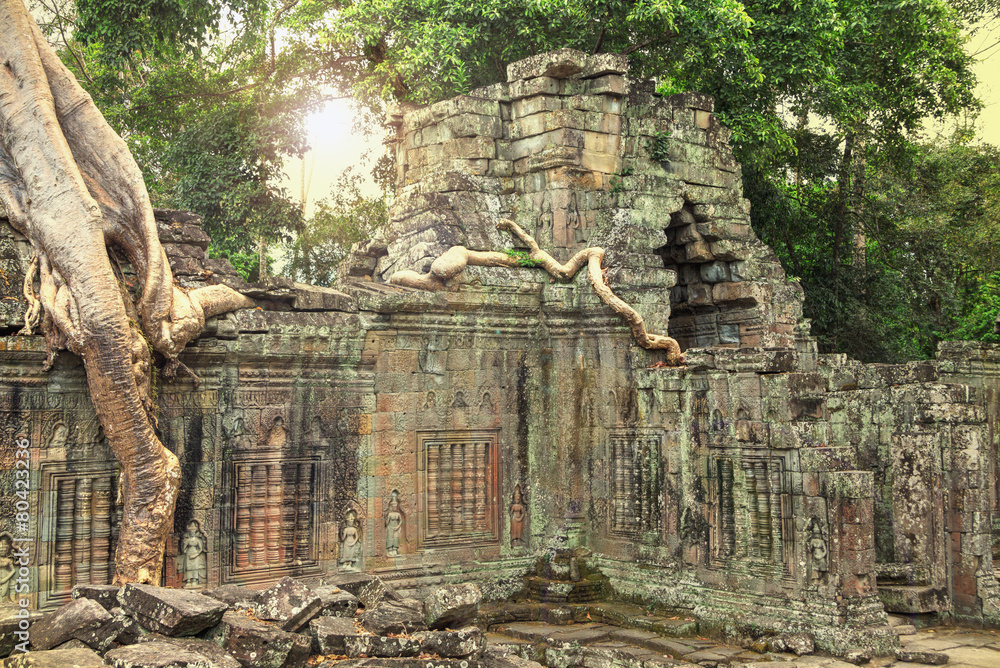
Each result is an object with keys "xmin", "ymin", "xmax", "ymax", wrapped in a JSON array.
[
  {"xmin": 780, "ymin": 633, "xmax": 814, "ymax": 656},
  {"xmin": 208, "ymin": 610, "xmax": 310, "ymax": 668},
  {"xmin": 423, "ymin": 584, "xmax": 482, "ymax": 630},
  {"xmin": 77, "ymin": 610, "xmax": 150, "ymax": 654},
  {"xmin": 843, "ymin": 648, "xmax": 874, "ymax": 665},
  {"xmin": 314, "ymin": 586, "xmax": 360, "ymax": 618},
  {"xmin": 0, "ymin": 604, "xmax": 29, "ymax": 658},
  {"xmin": 118, "ymin": 584, "xmax": 227, "ymax": 637},
  {"xmin": 324, "ymin": 574, "xmax": 400, "ymax": 609},
  {"xmin": 0, "ymin": 647, "xmax": 105, "ymax": 667},
  {"xmin": 317, "ymin": 660, "xmax": 486, "ymax": 668},
  {"xmin": 414, "ymin": 627, "xmax": 485, "ymax": 658},
  {"xmin": 255, "ymin": 577, "xmax": 323, "ymax": 633},
  {"xmin": 106, "ymin": 640, "xmax": 221, "ymax": 667},
  {"xmin": 894, "ymin": 648, "xmax": 949, "ymax": 665},
  {"xmin": 203, "ymin": 585, "xmax": 260, "ymax": 609},
  {"xmin": 359, "ymin": 599, "xmax": 426, "ymax": 635},
  {"xmin": 344, "ymin": 635, "xmax": 421, "ymax": 658},
  {"xmin": 136, "ymin": 634, "xmax": 242, "ymax": 668},
  {"xmin": 480, "ymin": 646, "xmax": 547, "ymax": 668},
  {"xmin": 310, "ymin": 616, "xmax": 361, "ymax": 655},
  {"xmin": 72, "ymin": 584, "xmax": 121, "ymax": 611},
  {"xmin": 29, "ymin": 598, "xmax": 111, "ymax": 651}
]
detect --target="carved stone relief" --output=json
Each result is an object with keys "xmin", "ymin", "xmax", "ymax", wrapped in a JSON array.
[
  {"xmin": 609, "ymin": 432, "xmax": 662, "ymax": 537},
  {"xmin": 228, "ymin": 458, "xmax": 319, "ymax": 582},
  {"xmin": 41, "ymin": 464, "xmax": 119, "ymax": 607},
  {"xmin": 418, "ymin": 430, "xmax": 500, "ymax": 547},
  {"xmin": 179, "ymin": 520, "xmax": 208, "ymax": 589}
]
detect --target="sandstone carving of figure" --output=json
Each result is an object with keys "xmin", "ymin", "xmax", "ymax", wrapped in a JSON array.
[
  {"xmin": 179, "ymin": 520, "xmax": 208, "ymax": 589},
  {"xmin": 385, "ymin": 490, "xmax": 404, "ymax": 556},
  {"xmin": 0, "ymin": 535, "xmax": 15, "ymax": 602},
  {"xmin": 339, "ymin": 510, "xmax": 362, "ymax": 570},
  {"xmin": 266, "ymin": 416, "xmax": 287, "ymax": 448},
  {"xmin": 48, "ymin": 422, "xmax": 68, "ymax": 448},
  {"xmin": 510, "ymin": 485, "xmax": 526, "ymax": 546},
  {"xmin": 807, "ymin": 517, "xmax": 828, "ymax": 580}
]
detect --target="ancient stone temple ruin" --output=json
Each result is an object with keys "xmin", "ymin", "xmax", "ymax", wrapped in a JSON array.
[{"xmin": 1, "ymin": 49, "xmax": 998, "ymax": 655}]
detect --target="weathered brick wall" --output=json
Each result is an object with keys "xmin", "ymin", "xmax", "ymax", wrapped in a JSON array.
[{"xmin": 0, "ymin": 49, "xmax": 998, "ymax": 655}]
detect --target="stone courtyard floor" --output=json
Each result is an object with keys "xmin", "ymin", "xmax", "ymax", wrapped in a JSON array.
[{"xmin": 486, "ymin": 620, "xmax": 1000, "ymax": 668}]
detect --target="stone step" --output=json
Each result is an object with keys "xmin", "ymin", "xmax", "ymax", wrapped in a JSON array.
[{"xmin": 877, "ymin": 585, "xmax": 946, "ymax": 614}]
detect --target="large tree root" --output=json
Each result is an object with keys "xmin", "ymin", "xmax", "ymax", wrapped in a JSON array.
[
  {"xmin": 390, "ymin": 218, "xmax": 684, "ymax": 365},
  {"xmin": 0, "ymin": 0, "xmax": 254, "ymax": 584}
]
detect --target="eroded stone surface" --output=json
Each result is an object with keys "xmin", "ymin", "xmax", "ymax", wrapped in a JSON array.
[
  {"xmin": 310, "ymin": 616, "xmax": 362, "ymax": 655},
  {"xmin": 359, "ymin": 599, "xmax": 426, "ymax": 636},
  {"xmin": 0, "ymin": 647, "xmax": 106, "ymax": 667},
  {"xmin": 118, "ymin": 585, "xmax": 227, "ymax": 637},
  {"xmin": 255, "ymin": 577, "xmax": 323, "ymax": 632},
  {"xmin": 423, "ymin": 585, "xmax": 481, "ymax": 630},
  {"xmin": 29, "ymin": 598, "xmax": 111, "ymax": 651},
  {"xmin": 414, "ymin": 627, "xmax": 486, "ymax": 658},
  {"xmin": 208, "ymin": 610, "xmax": 310, "ymax": 668}
]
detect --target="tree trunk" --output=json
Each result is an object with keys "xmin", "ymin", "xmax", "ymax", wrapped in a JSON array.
[
  {"xmin": 832, "ymin": 132, "xmax": 855, "ymax": 272},
  {"xmin": 0, "ymin": 0, "xmax": 254, "ymax": 584}
]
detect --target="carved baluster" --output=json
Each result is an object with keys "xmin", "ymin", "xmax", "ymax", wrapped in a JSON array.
[
  {"xmin": 474, "ymin": 441, "xmax": 487, "ymax": 531},
  {"xmin": 769, "ymin": 464, "xmax": 784, "ymax": 565},
  {"xmin": 755, "ymin": 461, "xmax": 771, "ymax": 559},
  {"xmin": 281, "ymin": 463, "xmax": 297, "ymax": 563},
  {"xmin": 427, "ymin": 444, "xmax": 439, "ymax": 538},
  {"xmin": 463, "ymin": 442, "xmax": 474, "ymax": 532},
  {"xmin": 250, "ymin": 464, "xmax": 267, "ymax": 567},
  {"xmin": 745, "ymin": 463, "xmax": 759, "ymax": 557},
  {"xmin": 640, "ymin": 442, "xmax": 651, "ymax": 531},
  {"xmin": 296, "ymin": 463, "xmax": 311, "ymax": 561},
  {"xmin": 451, "ymin": 443, "xmax": 462, "ymax": 533},
  {"xmin": 267, "ymin": 463, "xmax": 282, "ymax": 565},
  {"xmin": 74, "ymin": 477, "xmax": 93, "ymax": 586},
  {"xmin": 625, "ymin": 440, "xmax": 636, "ymax": 533},
  {"xmin": 440, "ymin": 444, "xmax": 452, "ymax": 536},
  {"xmin": 235, "ymin": 465, "xmax": 250, "ymax": 570},
  {"xmin": 55, "ymin": 479, "xmax": 75, "ymax": 593},
  {"xmin": 90, "ymin": 476, "xmax": 112, "ymax": 583},
  {"xmin": 720, "ymin": 459, "xmax": 735, "ymax": 556},
  {"xmin": 613, "ymin": 439, "xmax": 623, "ymax": 532}
]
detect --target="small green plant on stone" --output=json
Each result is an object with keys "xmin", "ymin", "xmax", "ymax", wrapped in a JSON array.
[
  {"xmin": 646, "ymin": 130, "xmax": 672, "ymax": 163},
  {"xmin": 504, "ymin": 248, "xmax": 542, "ymax": 267},
  {"xmin": 609, "ymin": 166, "xmax": 633, "ymax": 194}
]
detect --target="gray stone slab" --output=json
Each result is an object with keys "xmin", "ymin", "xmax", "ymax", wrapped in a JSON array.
[
  {"xmin": 495, "ymin": 623, "xmax": 560, "ymax": 642},
  {"xmin": 118, "ymin": 585, "xmax": 227, "ymax": 638},
  {"xmin": 136, "ymin": 634, "xmax": 241, "ymax": 668},
  {"xmin": 0, "ymin": 648, "xmax": 105, "ymax": 667},
  {"xmin": 607, "ymin": 628, "xmax": 658, "ymax": 644},
  {"xmin": 105, "ymin": 640, "xmax": 225, "ymax": 668},
  {"xmin": 937, "ymin": 646, "xmax": 1000, "ymax": 667},
  {"xmin": 545, "ymin": 626, "xmax": 612, "ymax": 645},
  {"xmin": 29, "ymin": 598, "xmax": 111, "ymax": 651},
  {"xmin": 423, "ymin": 584, "xmax": 482, "ymax": 630}
]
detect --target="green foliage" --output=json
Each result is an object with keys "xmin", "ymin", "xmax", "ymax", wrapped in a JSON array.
[
  {"xmin": 37, "ymin": 0, "xmax": 352, "ymax": 260},
  {"xmin": 284, "ymin": 169, "xmax": 388, "ymax": 285},
  {"xmin": 504, "ymin": 248, "xmax": 542, "ymax": 267},
  {"xmin": 750, "ymin": 136, "xmax": 1000, "ymax": 362},
  {"xmin": 645, "ymin": 130, "xmax": 672, "ymax": 163},
  {"xmin": 609, "ymin": 166, "xmax": 633, "ymax": 194}
]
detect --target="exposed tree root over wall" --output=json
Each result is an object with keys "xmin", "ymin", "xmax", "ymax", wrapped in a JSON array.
[
  {"xmin": 390, "ymin": 219, "xmax": 685, "ymax": 366},
  {"xmin": 0, "ymin": 0, "xmax": 255, "ymax": 584}
]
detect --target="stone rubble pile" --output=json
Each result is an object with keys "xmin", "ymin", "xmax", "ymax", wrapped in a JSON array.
[{"xmin": 0, "ymin": 576, "xmax": 534, "ymax": 668}]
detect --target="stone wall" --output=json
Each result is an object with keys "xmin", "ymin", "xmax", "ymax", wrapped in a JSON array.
[{"xmin": 0, "ymin": 49, "xmax": 998, "ymax": 656}]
